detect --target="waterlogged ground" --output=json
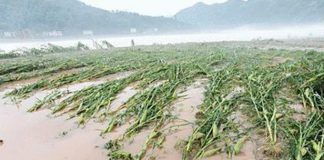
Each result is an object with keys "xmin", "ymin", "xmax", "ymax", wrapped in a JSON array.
[
  {"xmin": 0, "ymin": 41, "xmax": 324, "ymax": 160},
  {"xmin": 0, "ymin": 71, "xmax": 134, "ymax": 160},
  {"xmin": 0, "ymin": 90, "xmax": 107, "ymax": 160}
]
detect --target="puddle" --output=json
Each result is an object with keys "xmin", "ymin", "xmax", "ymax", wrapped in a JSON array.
[
  {"xmin": 0, "ymin": 67, "xmax": 86, "ymax": 91},
  {"xmin": 102, "ymin": 80, "xmax": 207, "ymax": 159},
  {"xmin": 2, "ymin": 70, "xmax": 134, "ymax": 99},
  {"xmin": 107, "ymin": 80, "xmax": 165, "ymax": 116},
  {"xmin": 204, "ymin": 138, "xmax": 261, "ymax": 160},
  {"xmin": 53, "ymin": 70, "xmax": 135, "ymax": 94},
  {"xmin": 228, "ymin": 109, "xmax": 267, "ymax": 160},
  {"xmin": 95, "ymin": 70, "xmax": 134, "ymax": 82},
  {"xmin": 203, "ymin": 134, "xmax": 264, "ymax": 160},
  {"xmin": 0, "ymin": 76, "xmax": 41, "ymax": 91},
  {"xmin": 57, "ymin": 71, "xmax": 134, "ymax": 92},
  {"xmin": 104, "ymin": 81, "xmax": 170, "ymax": 157},
  {"xmin": 0, "ymin": 77, "xmax": 261, "ymax": 160},
  {"xmin": 145, "ymin": 80, "xmax": 206, "ymax": 159},
  {"xmin": 0, "ymin": 74, "xmax": 141, "ymax": 159},
  {"xmin": 123, "ymin": 129, "xmax": 152, "ymax": 156},
  {"xmin": 50, "ymin": 67, "xmax": 86, "ymax": 77},
  {"xmin": 0, "ymin": 90, "xmax": 107, "ymax": 160},
  {"xmin": 232, "ymin": 106, "xmax": 267, "ymax": 160},
  {"xmin": 62, "ymin": 81, "xmax": 105, "ymax": 92},
  {"xmin": 15, "ymin": 71, "xmax": 136, "ymax": 113},
  {"xmin": 101, "ymin": 81, "xmax": 172, "ymax": 157},
  {"xmin": 206, "ymin": 103, "xmax": 262, "ymax": 160},
  {"xmin": 104, "ymin": 120, "xmax": 134, "ymax": 141},
  {"xmin": 233, "ymin": 139, "xmax": 259, "ymax": 160},
  {"xmin": 108, "ymin": 86, "xmax": 138, "ymax": 113}
]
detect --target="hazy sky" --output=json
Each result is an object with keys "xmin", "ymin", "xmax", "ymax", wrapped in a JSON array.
[{"xmin": 79, "ymin": 0, "xmax": 227, "ymax": 17}]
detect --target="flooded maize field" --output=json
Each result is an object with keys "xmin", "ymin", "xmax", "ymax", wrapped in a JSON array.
[{"xmin": 0, "ymin": 40, "xmax": 324, "ymax": 160}]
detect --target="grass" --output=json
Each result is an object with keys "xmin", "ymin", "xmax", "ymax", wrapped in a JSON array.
[{"xmin": 1, "ymin": 42, "xmax": 324, "ymax": 160}]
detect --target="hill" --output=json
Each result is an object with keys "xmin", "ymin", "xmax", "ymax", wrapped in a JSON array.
[
  {"xmin": 0, "ymin": 0, "xmax": 189, "ymax": 36},
  {"xmin": 175, "ymin": 0, "xmax": 324, "ymax": 29}
]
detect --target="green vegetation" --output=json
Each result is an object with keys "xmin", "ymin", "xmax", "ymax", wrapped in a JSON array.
[
  {"xmin": 176, "ymin": 0, "xmax": 324, "ymax": 28},
  {"xmin": 0, "ymin": 0, "xmax": 189, "ymax": 36},
  {"xmin": 1, "ymin": 42, "xmax": 323, "ymax": 160}
]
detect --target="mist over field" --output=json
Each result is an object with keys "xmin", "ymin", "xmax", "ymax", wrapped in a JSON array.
[
  {"xmin": 0, "ymin": 0, "xmax": 323, "ymax": 41},
  {"xmin": 1, "ymin": 23, "xmax": 324, "ymax": 52}
]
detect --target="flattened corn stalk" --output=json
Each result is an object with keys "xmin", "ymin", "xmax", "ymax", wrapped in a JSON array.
[
  {"xmin": 3, "ymin": 43, "xmax": 324, "ymax": 160},
  {"xmin": 104, "ymin": 63, "xmax": 210, "ymax": 159},
  {"xmin": 245, "ymin": 70, "xmax": 284, "ymax": 145},
  {"xmin": 183, "ymin": 65, "xmax": 246, "ymax": 159}
]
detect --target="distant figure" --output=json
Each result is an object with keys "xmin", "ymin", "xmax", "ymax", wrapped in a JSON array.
[{"xmin": 131, "ymin": 39, "xmax": 135, "ymax": 47}]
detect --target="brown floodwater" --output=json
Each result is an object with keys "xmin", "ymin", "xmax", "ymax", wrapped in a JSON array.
[
  {"xmin": 0, "ymin": 75, "xmax": 263, "ymax": 160},
  {"xmin": 95, "ymin": 70, "xmax": 134, "ymax": 82},
  {"xmin": 123, "ymin": 129, "xmax": 152, "ymax": 156},
  {"xmin": 108, "ymin": 86, "xmax": 138, "ymax": 113},
  {"xmin": 0, "ymin": 67, "xmax": 86, "ymax": 91},
  {"xmin": 0, "ymin": 71, "xmax": 136, "ymax": 160},
  {"xmin": 0, "ymin": 89, "xmax": 107, "ymax": 160},
  {"xmin": 145, "ymin": 80, "xmax": 206, "ymax": 160},
  {"xmin": 56, "ymin": 70, "xmax": 134, "ymax": 93}
]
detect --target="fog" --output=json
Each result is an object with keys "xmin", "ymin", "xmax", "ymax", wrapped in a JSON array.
[{"xmin": 1, "ymin": 24, "xmax": 324, "ymax": 52}]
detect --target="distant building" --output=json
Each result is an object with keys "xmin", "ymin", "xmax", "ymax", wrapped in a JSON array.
[
  {"xmin": 17, "ymin": 29, "xmax": 33, "ymax": 39},
  {"xmin": 83, "ymin": 30, "xmax": 94, "ymax": 36},
  {"xmin": 43, "ymin": 31, "xmax": 63, "ymax": 37},
  {"xmin": 143, "ymin": 28, "xmax": 159, "ymax": 34},
  {"xmin": 130, "ymin": 28, "xmax": 137, "ymax": 34},
  {"xmin": 4, "ymin": 32, "xmax": 12, "ymax": 37},
  {"xmin": 3, "ymin": 32, "xmax": 16, "ymax": 38}
]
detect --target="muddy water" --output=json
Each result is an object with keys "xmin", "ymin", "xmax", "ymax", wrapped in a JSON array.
[
  {"xmin": 0, "ymin": 75, "xmax": 262, "ymax": 160},
  {"xmin": 205, "ymin": 87, "xmax": 262, "ymax": 160},
  {"xmin": 0, "ymin": 89, "xmax": 107, "ymax": 160},
  {"xmin": 123, "ymin": 129, "xmax": 152, "ymax": 156},
  {"xmin": 51, "ymin": 70, "xmax": 134, "ymax": 93},
  {"xmin": 108, "ymin": 86, "xmax": 138, "ymax": 113},
  {"xmin": 0, "ymin": 69, "xmax": 144, "ymax": 160},
  {"xmin": 229, "ymin": 111, "xmax": 262, "ymax": 160},
  {"xmin": 145, "ymin": 80, "xmax": 206, "ymax": 160},
  {"xmin": 0, "ymin": 67, "xmax": 86, "ymax": 91},
  {"xmin": 100, "ymin": 80, "xmax": 207, "ymax": 159},
  {"xmin": 96, "ymin": 70, "xmax": 134, "ymax": 82},
  {"xmin": 0, "ymin": 77, "xmax": 41, "ymax": 91}
]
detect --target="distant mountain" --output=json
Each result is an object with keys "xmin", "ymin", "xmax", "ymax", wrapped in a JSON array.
[
  {"xmin": 175, "ymin": 0, "xmax": 324, "ymax": 29},
  {"xmin": 0, "ymin": 0, "xmax": 189, "ymax": 36}
]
